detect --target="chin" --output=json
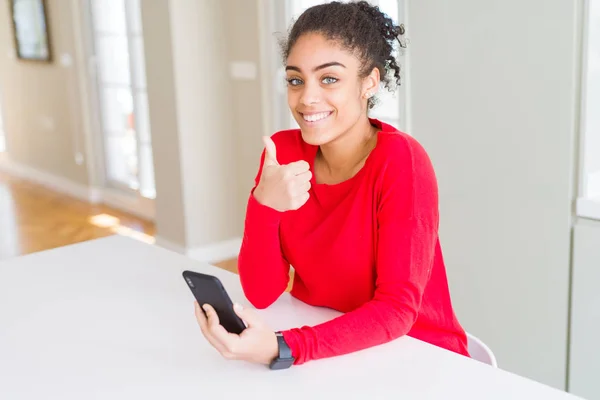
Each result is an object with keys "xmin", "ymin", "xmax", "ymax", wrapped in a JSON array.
[
  {"xmin": 300, "ymin": 131, "xmax": 322, "ymax": 146},
  {"xmin": 299, "ymin": 126, "xmax": 335, "ymax": 146},
  {"xmin": 296, "ymin": 114, "xmax": 337, "ymax": 145}
]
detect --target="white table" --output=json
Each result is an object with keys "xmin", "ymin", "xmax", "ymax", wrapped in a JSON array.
[{"xmin": 0, "ymin": 235, "xmax": 583, "ymax": 399}]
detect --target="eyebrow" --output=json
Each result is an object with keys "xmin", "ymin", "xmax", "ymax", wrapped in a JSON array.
[{"xmin": 285, "ymin": 62, "xmax": 346, "ymax": 73}]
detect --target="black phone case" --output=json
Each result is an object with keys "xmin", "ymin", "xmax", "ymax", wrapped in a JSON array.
[{"xmin": 182, "ymin": 270, "xmax": 247, "ymax": 334}]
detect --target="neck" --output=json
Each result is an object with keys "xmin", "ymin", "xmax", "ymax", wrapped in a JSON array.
[{"xmin": 318, "ymin": 117, "xmax": 377, "ymax": 175}]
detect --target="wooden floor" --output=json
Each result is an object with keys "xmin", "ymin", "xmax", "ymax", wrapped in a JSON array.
[{"xmin": 0, "ymin": 171, "xmax": 239, "ymax": 273}]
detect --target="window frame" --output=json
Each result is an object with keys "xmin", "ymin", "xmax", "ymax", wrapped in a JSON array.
[{"xmin": 576, "ymin": 0, "xmax": 600, "ymax": 221}]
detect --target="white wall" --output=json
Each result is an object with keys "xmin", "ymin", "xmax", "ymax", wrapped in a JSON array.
[
  {"xmin": 0, "ymin": 0, "xmax": 90, "ymax": 185},
  {"xmin": 141, "ymin": 0, "xmax": 242, "ymax": 257},
  {"xmin": 168, "ymin": 0, "xmax": 240, "ymax": 248},
  {"xmin": 407, "ymin": 0, "xmax": 580, "ymax": 390},
  {"xmin": 140, "ymin": 0, "xmax": 187, "ymax": 247},
  {"xmin": 223, "ymin": 0, "xmax": 268, "ymax": 229}
]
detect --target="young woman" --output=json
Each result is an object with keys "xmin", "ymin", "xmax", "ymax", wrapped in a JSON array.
[{"xmin": 194, "ymin": 1, "xmax": 470, "ymax": 368}]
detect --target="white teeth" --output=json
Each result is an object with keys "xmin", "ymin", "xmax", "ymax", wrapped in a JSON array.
[{"xmin": 303, "ymin": 112, "xmax": 331, "ymax": 122}]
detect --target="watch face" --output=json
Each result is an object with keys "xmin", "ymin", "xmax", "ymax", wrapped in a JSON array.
[{"xmin": 269, "ymin": 357, "xmax": 294, "ymax": 370}]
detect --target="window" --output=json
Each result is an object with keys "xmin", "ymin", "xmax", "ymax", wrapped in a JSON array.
[
  {"xmin": 89, "ymin": 0, "xmax": 155, "ymax": 199},
  {"xmin": 265, "ymin": 0, "xmax": 408, "ymax": 133},
  {"xmin": 577, "ymin": 0, "xmax": 600, "ymax": 219}
]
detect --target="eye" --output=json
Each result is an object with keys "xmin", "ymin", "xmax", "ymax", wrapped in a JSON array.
[
  {"xmin": 322, "ymin": 76, "xmax": 338, "ymax": 84},
  {"xmin": 286, "ymin": 78, "xmax": 303, "ymax": 86}
]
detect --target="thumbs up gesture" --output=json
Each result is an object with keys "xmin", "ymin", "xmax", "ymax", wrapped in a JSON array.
[{"xmin": 253, "ymin": 136, "xmax": 312, "ymax": 212}]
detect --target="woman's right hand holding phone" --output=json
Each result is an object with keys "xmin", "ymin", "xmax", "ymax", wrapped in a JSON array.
[{"xmin": 253, "ymin": 136, "xmax": 312, "ymax": 212}]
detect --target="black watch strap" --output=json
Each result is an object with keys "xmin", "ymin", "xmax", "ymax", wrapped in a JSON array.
[
  {"xmin": 275, "ymin": 332, "xmax": 293, "ymax": 359},
  {"xmin": 269, "ymin": 331, "xmax": 295, "ymax": 370}
]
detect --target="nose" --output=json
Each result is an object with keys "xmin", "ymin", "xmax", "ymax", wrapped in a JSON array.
[{"xmin": 299, "ymin": 81, "xmax": 321, "ymax": 106}]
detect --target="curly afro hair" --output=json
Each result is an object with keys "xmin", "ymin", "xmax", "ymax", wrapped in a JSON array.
[{"xmin": 280, "ymin": 1, "xmax": 407, "ymax": 109}]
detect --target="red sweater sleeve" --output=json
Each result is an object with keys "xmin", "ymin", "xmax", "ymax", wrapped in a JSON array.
[
  {"xmin": 237, "ymin": 149, "xmax": 291, "ymax": 309},
  {"xmin": 281, "ymin": 137, "xmax": 439, "ymax": 364}
]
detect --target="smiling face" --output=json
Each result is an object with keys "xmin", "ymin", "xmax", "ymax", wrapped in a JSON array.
[{"xmin": 285, "ymin": 32, "xmax": 379, "ymax": 146}]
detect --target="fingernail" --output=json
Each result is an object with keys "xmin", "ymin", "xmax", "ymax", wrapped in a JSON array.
[
  {"xmin": 202, "ymin": 304, "xmax": 209, "ymax": 311},
  {"xmin": 234, "ymin": 303, "xmax": 243, "ymax": 311}
]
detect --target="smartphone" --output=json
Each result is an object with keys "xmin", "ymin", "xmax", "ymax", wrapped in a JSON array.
[{"xmin": 182, "ymin": 270, "xmax": 247, "ymax": 334}]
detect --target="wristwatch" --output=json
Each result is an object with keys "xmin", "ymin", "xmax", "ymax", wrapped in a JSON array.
[{"xmin": 269, "ymin": 331, "xmax": 295, "ymax": 370}]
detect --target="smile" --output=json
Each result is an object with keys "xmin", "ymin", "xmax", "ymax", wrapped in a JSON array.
[{"xmin": 301, "ymin": 111, "xmax": 333, "ymax": 123}]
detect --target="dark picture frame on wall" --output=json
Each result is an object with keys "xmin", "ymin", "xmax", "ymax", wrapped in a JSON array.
[{"xmin": 8, "ymin": 0, "xmax": 52, "ymax": 62}]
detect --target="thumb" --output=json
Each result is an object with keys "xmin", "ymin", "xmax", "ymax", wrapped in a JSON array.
[
  {"xmin": 234, "ymin": 303, "xmax": 265, "ymax": 328},
  {"xmin": 262, "ymin": 136, "xmax": 279, "ymax": 167}
]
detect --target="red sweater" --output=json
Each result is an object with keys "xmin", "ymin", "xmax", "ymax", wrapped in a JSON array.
[{"xmin": 238, "ymin": 119, "xmax": 470, "ymax": 364}]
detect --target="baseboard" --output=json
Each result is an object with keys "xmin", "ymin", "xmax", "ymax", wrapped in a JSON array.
[
  {"xmin": 0, "ymin": 156, "xmax": 155, "ymax": 221},
  {"xmin": 154, "ymin": 236, "xmax": 242, "ymax": 264},
  {"xmin": 100, "ymin": 188, "xmax": 155, "ymax": 221},
  {"xmin": 0, "ymin": 155, "xmax": 98, "ymax": 203},
  {"xmin": 187, "ymin": 237, "xmax": 242, "ymax": 264},
  {"xmin": 154, "ymin": 236, "xmax": 187, "ymax": 255},
  {"xmin": 1, "ymin": 156, "xmax": 239, "ymax": 263}
]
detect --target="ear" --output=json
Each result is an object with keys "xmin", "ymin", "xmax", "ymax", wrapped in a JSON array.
[{"xmin": 361, "ymin": 67, "xmax": 380, "ymax": 99}]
